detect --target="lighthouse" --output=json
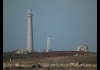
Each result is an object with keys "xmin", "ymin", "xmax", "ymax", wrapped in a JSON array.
[
  {"xmin": 27, "ymin": 9, "xmax": 33, "ymax": 53},
  {"xmin": 46, "ymin": 37, "xmax": 50, "ymax": 52}
]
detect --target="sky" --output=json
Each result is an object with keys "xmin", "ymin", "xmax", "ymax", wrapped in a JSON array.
[{"xmin": 3, "ymin": 0, "xmax": 97, "ymax": 52}]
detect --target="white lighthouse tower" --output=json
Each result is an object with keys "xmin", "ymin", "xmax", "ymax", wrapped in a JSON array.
[
  {"xmin": 46, "ymin": 37, "xmax": 50, "ymax": 52},
  {"xmin": 27, "ymin": 9, "xmax": 33, "ymax": 53}
]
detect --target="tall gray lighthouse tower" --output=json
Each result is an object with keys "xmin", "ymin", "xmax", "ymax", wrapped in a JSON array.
[{"xmin": 27, "ymin": 9, "xmax": 33, "ymax": 53}]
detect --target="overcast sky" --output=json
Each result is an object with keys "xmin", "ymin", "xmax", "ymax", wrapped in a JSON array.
[{"xmin": 3, "ymin": 0, "xmax": 97, "ymax": 52}]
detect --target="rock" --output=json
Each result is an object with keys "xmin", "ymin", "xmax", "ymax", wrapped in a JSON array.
[
  {"xmin": 3, "ymin": 63, "xmax": 7, "ymax": 69},
  {"xmin": 15, "ymin": 63, "xmax": 20, "ymax": 67},
  {"xmin": 15, "ymin": 48, "xmax": 28, "ymax": 54},
  {"xmin": 10, "ymin": 59, "xmax": 11, "ymax": 61},
  {"xmin": 74, "ymin": 53, "xmax": 79, "ymax": 56},
  {"xmin": 77, "ymin": 45, "xmax": 90, "ymax": 52}
]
